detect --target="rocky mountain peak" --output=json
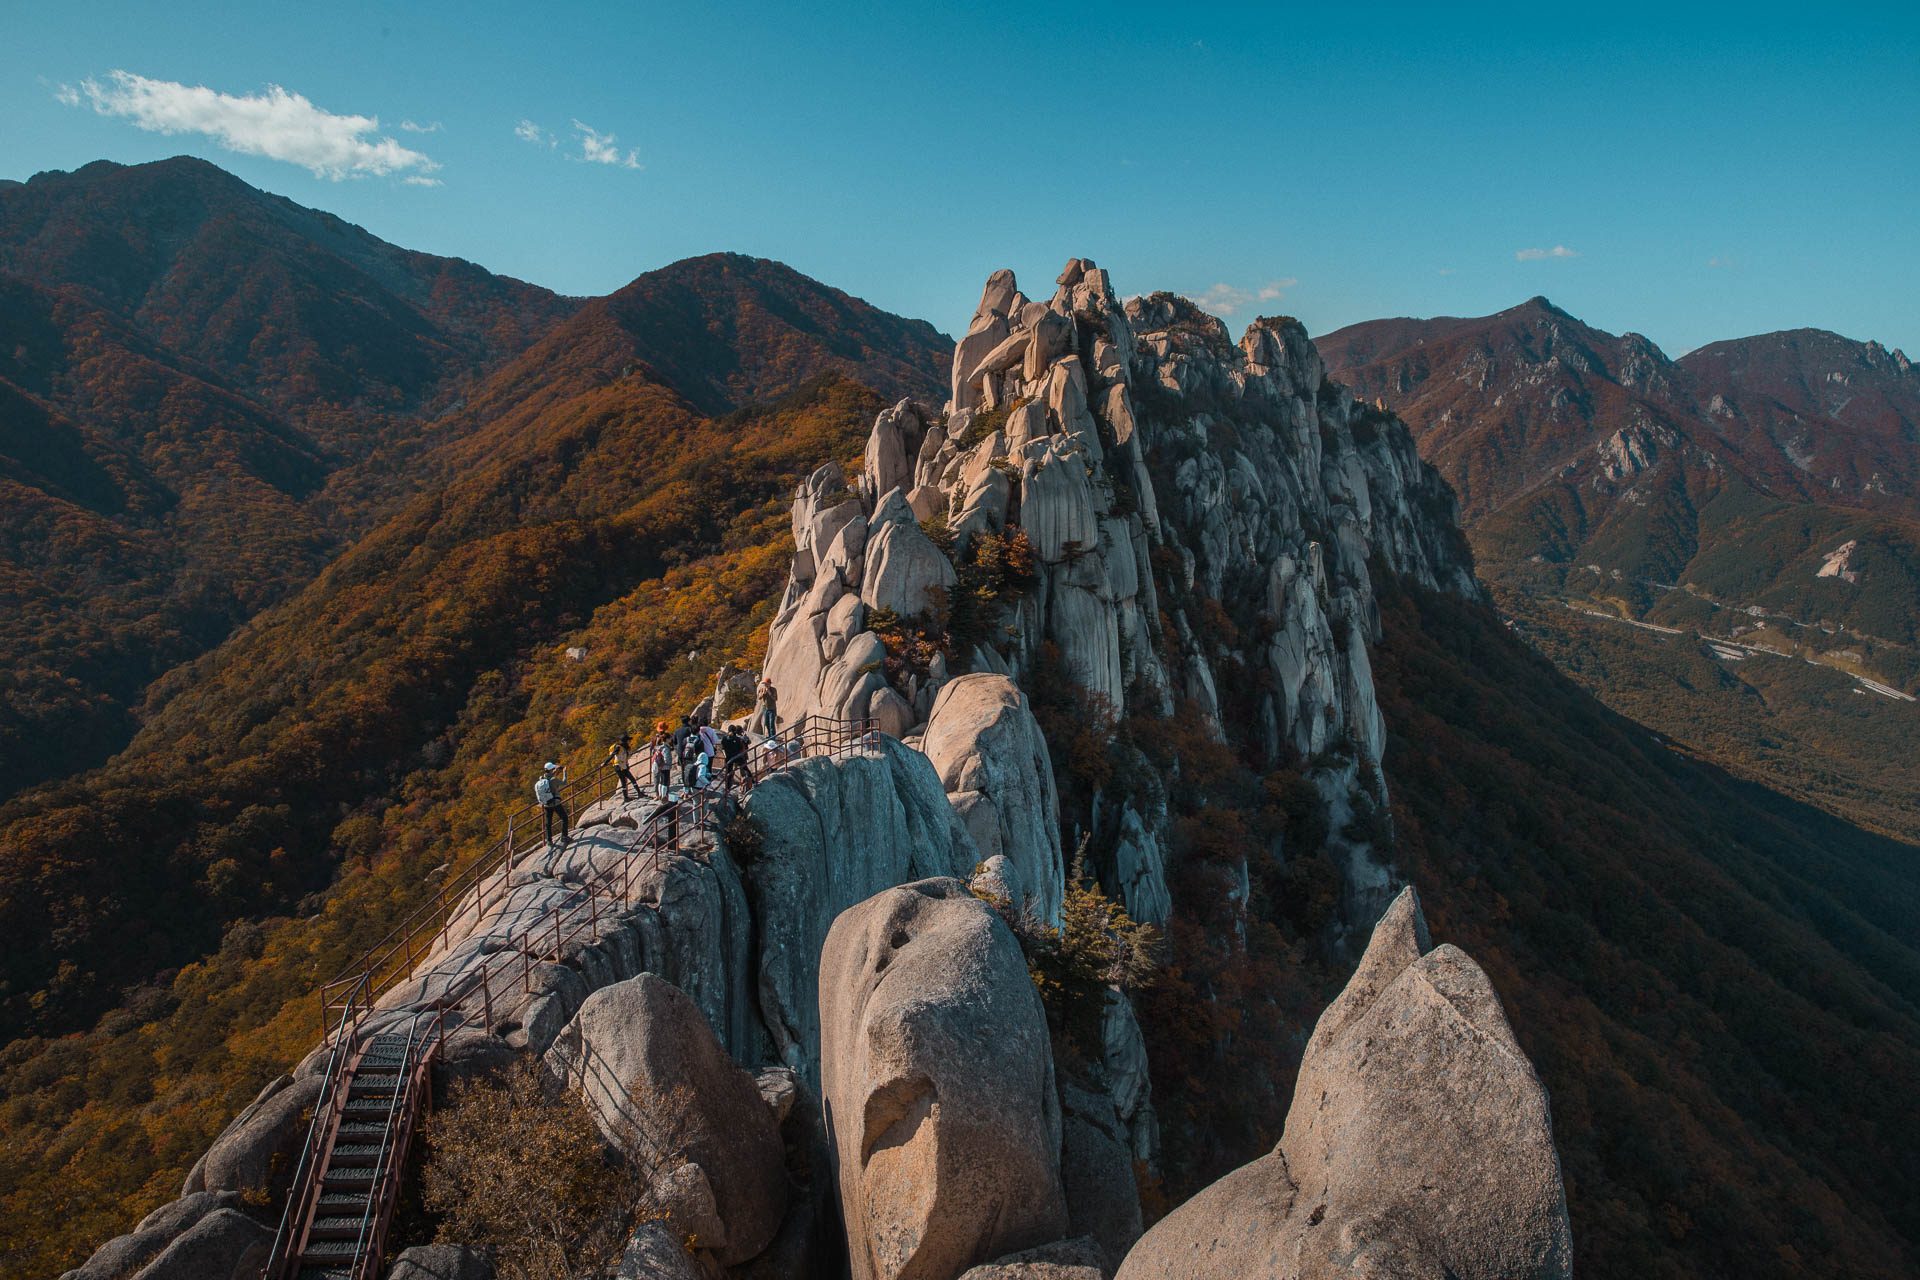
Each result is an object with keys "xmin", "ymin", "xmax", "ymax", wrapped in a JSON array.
[{"xmin": 767, "ymin": 257, "xmax": 1477, "ymax": 942}]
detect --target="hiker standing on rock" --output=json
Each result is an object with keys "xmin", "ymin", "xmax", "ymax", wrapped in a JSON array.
[
  {"xmin": 678, "ymin": 725, "xmax": 704, "ymax": 792},
  {"xmin": 754, "ymin": 677, "xmax": 778, "ymax": 739},
  {"xmin": 649, "ymin": 723, "xmax": 674, "ymax": 798},
  {"xmin": 696, "ymin": 717, "xmax": 721, "ymax": 790},
  {"xmin": 535, "ymin": 761, "xmax": 570, "ymax": 846},
  {"xmin": 608, "ymin": 732, "xmax": 638, "ymax": 802},
  {"xmin": 720, "ymin": 723, "xmax": 752, "ymax": 791}
]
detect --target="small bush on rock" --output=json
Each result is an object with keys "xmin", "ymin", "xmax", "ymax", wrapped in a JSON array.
[{"xmin": 979, "ymin": 843, "xmax": 1161, "ymax": 1063}]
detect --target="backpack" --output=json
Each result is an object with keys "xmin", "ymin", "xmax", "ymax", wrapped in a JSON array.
[
  {"xmin": 534, "ymin": 775, "xmax": 555, "ymax": 806},
  {"xmin": 651, "ymin": 743, "xmax": 672, "ymax": 773},
  {"xmin": 680, "ymin": 734, "xmax": 703, "ymax": 766}
]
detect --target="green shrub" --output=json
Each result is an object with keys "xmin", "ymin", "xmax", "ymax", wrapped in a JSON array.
[{"xmin": 977, "ymin": 843, "xmax": 1161, "ymax": 1062}]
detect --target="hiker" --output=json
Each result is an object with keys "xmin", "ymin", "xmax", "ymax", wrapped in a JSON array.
[
  {"xmin": 695, "ymin": 715, "xmax": 722, "ymax": 790},
  {"xmin": 679, "ymin": 725, "xmax": 705, "ymax": 792},
  {"xmin": 608, "ymin": 733, "xmax": 638, "ymax": 802},
  {"xmin": 720, "ymin": 723, "xmax": 752, "ymax": 791},
  {"xmin": 671, "ymin": 714, "xmax": 697, "ymax": 757},
  {"xmin": 753, "ymin": 677, "xmax": 779, "ymax": 739},
  {"xmin": 534, "ymin": 761, "xmax": 569, "ymax": 845},
  {"xmin": 648, "ymin": 729, "xmax": 674, "ymax": 798}
]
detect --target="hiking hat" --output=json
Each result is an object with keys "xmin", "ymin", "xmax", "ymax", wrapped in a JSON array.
[{"xmin": 543, "ymin": 761, "xmax": 558, "ymax": 772}]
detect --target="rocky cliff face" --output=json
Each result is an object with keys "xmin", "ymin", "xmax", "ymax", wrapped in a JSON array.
[{"xmin": 765, "ymin": 260, "xmax": 1477, "ymax": 938}]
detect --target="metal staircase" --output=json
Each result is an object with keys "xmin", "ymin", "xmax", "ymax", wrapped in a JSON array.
[{"xmin": 270, "ymin": 1021, "xmax": 439, "ymax": 1280}]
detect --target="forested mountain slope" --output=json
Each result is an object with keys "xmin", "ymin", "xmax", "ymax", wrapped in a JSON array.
[
  {"xmin": 0, "ymin": 160, "xmax": 950, "ymax": 800},
  {"xmin": 0, "ymin": 157, "xmax": 579, "ymax": 792}
]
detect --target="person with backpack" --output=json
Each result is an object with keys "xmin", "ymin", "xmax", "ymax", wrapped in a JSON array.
[
  {"xmin": 679, "ymin": 726, "xmax": 704, "ymax": 792},
  {"xmin": 649, "ymin": 729, "xmax": 674, "ymax": 798},
  {"xmin": 608, "ymin": 733, "xmax": 639, "ymax": 802},
  {"xmin": 720, "ymin": 723, "xmax": 752, "ymax": 791},
  {"xmin": 534, "ymin": 761, "xmax": 569, "ymax": 846}
]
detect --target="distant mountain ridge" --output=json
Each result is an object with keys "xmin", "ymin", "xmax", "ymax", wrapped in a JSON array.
[
  {"xmin": 0, "ymin": 157, "xmax": 950, "ymax": 795},
  {"xmin": 1320, "ymin": 298, "xmax": 1920, "ymax": 838},
  {"xmin": 1318, "ymin": 300, "xmax": 1920, "ymax": 642},
  {"xmin": 1319, "ymin": 298, "xmax": 1919, "ymax": 523}
]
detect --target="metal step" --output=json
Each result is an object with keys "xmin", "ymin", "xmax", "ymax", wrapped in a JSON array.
[
  {"xmin": 301, "ymin": 1238, "xmax": 360, "ymax": 1260},
  {"xmin": 307, "ymin": 1214, "xmax": 371, "ymax": 1240},
  {"xmin": 296, "ymin": 1268, "xmax": 352, "ymax": 1280},
  {"xmin": 317, "ymin": 1190, "xmax": 370, "ymax": 1212},
  {"xmin": 320, "ymin": 1168, "xmax": 374, "ymax": 1190},
  {"xmin": 327, "ymin": 1142, "xmax": 388, "ymax": 1166}
]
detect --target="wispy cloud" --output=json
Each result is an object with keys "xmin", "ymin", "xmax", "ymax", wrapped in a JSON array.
[
  {"xmin": 402, "ymin": 175, "xmax": 443, "ymax": 187},
  {"xmin": 514, "ymin": 118, "xmax": 556, "ymax": 147},
  {"xmin": 1189, "ymin": 277, "xmax": 1298, "ymax": 316},
  {"xmin": 1516, "ymin": 245, "xmax": 1580, "ymax": 261},
  {"xmin": 399, "ymin": 119, "xmax": 442, "ymax": 134},
  {"xmin": 57, "ymin": 70, "xmax": 438, "ymax": 181},
  {"xmin": 1437, "ymin": 267, "xmax": 1458, "ymax": 276},
  {"xmin": 572, "ymin": 119, "xmax": 641, "ymax": 169},
  {"xmin": 1708, "ymin": 255, "xmax": 1734, "ymax": 268}
]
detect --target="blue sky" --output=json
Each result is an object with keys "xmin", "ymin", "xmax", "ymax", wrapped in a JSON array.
[{"xmin": 3, "ymin": 1, "xmax": 1916, "ymax": 356}]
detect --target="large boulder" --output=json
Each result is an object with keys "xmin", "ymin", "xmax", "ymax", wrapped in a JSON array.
[
  {"xmin": 386, "ymin": 1243, "xmax": 496, "ymax": 1280},
  {"xmin": 922, "ymin": 675, "xmax": 1065, "ymax": 921},
  {"xmin": 863, "ymin": 489, "xmax": 957, "ymax": 619},
  {"xmin": 127, "ymin": 1208, "xmax": 269, "ymax": 1280},
  {"xmin": 742, "ymin": 739, "xmax": 979, "ymax": 1084},
  {"xmin": 960, "ymin": 1238, "xmax": 1107, "ymax": 1280},
  {"xmin": 616, "ymin": 1223, "xmax": 704, "ymax": 1280},
  {"xmin": 1116, "ymin": 887, "xmax": 1571, "ymax": 1279},
  {"xmin": 182, "ymin": 1072, "xmax": 325, "ymax": 1203},
  {"xmin": 543, "ymin": 974, "xmax": 788, "ymax": 1267},
  {"xmin": 820, "ymin": 878, "xmax": 1068, "ymax": 1280},
  {"xmin": 865, "ymin": 401, "xmax": 931, "ymax": 505},
  {"xmin": 59, "ymin": 1192, "xmax": 246, "ymax": 1280}
]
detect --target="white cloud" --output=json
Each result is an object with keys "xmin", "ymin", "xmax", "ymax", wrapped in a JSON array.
[
  {"xmin": 1189, "ymin": 277, "xmax": 1297, "ymax": 316},
  {"xmin": 572, "ymin": 119, "xmax": 641, "ymax": 169},
  {"xmin": 402, "ymin": 175, "xmax": 443, "ymax": 187},
  {"xmin": 57, "ymin": 70, "xmax": 437, "ymax": 181},
  {"xmin": 1516, "ymin": 245, "xmax": 1580, "ymax": 261},
  {"xmin": 514, "ymin": 118, "xmax": 555, "ymax": 146},
  {"xmin": 399, "ymin": 119, "xmax": 442, "ymax": 133}
]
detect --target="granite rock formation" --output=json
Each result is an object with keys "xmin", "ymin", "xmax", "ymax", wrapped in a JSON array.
[
  {"xmin": 763, "ymin": 259, "xmax": 1477, "ymax": 943},
  {"xmin": 1115, "ymin": 887, "xmax": 1572, "ymax": 1280},
  {"xmin": 819, "ymin": 878, "xmax": 1069, "ymax": 1280}
]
